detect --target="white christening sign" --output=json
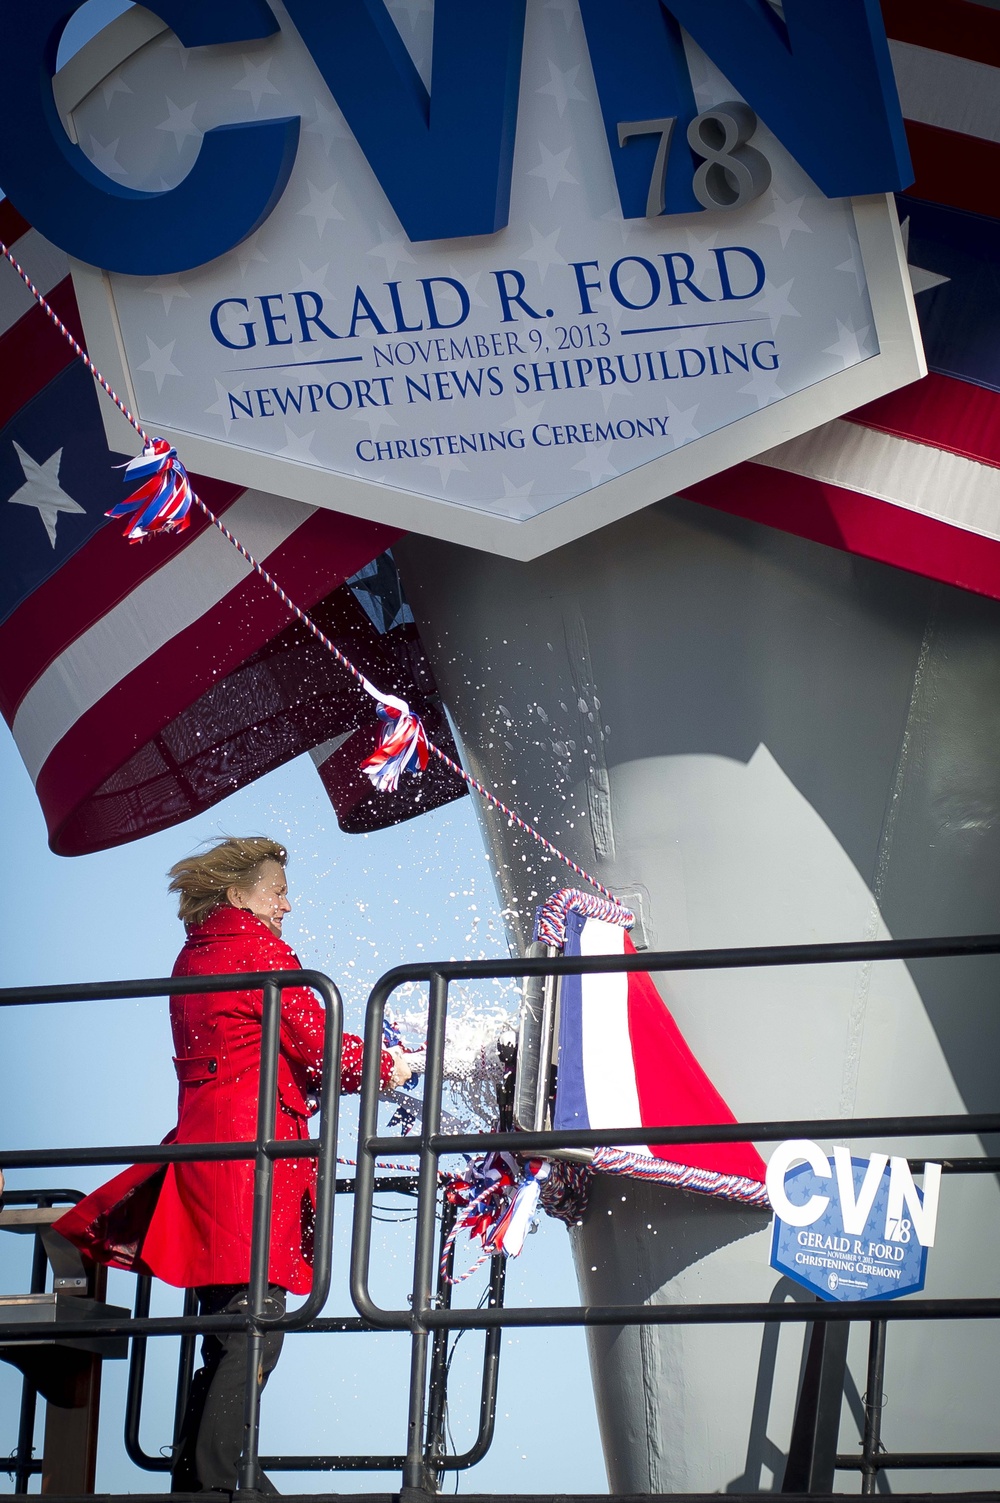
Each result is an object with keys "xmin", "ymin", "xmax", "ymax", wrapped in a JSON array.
[{"xmin": 58, "ymin": 0, "xmax": 923, "ymax": 558}]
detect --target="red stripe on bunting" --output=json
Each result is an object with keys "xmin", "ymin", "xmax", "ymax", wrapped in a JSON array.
[
  {"xmin": 0, "ymin": 276, "xmax": 82, "ymax": 429},
  {"xmin": 848, "ymin": 372, "xmax": 1000, "ymax": 470},
  {"xmin": 901, "ymin": 121, "xmax": 1000, "ymax": 220},
  {"xmin": 684, "ymin": 463, "xmax": 1000, "ymax": 602},
  {"xmin": 35, "ymin": 506, "xmax": 402, "ymax": 854},
  {"xmin": 0, "ymin": 199, "xmax": 31, "ymax": 246},
  {"xmin": 881, "ymin": 0, "xmax": 1000, "ymax": 69},
  {"xmin": 0, "ymin": 472, "xmax": 244, "ymax": 722},
  {"xmin": 624, "ymin": 934, "xmax": 766, "ymax": 1180}
]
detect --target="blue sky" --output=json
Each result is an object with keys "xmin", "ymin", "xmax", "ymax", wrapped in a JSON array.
[{"xmin": 0, "ymin": 2, "xmax": 606, "ymax": 1490}]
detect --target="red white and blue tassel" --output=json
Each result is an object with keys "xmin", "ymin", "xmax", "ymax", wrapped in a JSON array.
[
  {"xmin": 441, "ymin": 1153, "xmax": 549, "ymax": 1283},
  {"xmin": 360, "ymin": 696, "xmax": 430, "ymax": 792},
  {"xmin": 105, "ymin": 437, "xmax": 194, "ymax": 542}
]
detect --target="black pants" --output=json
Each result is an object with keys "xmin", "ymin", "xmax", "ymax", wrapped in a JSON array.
[{"xmin": 171, "ymin": 1284, "xmax": 285, "ymax": 1494}]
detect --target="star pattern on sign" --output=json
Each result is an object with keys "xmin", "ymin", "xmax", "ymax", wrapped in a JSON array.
[
  {"xmin": 205, "ymin": 379, "xmax": 238, "ymax": 436},
  {"xmin": 237, "ymin": 235, "xmax": 269, "ymax": 278},
  {"xmin": 233, "ymin": 55, "xmax": 280, "ymax": 113},
  {"xmin": 537, "ymin": 61, "xmax": 586, "ymax": 118},
  {"xmin": 351, "ymin": 406, "xmax": 398, "ymax": 438},
  {"xmin": 900, "ymin": 218, "xmax": 951, "ymax": 297},
  {"xmin": 138, "ymin": 336, "xmax": 182, "ymax": 392},
  {"xmin": 824, "ymin": 318, "xmax": 873, "ymax": 370},
  {"xmin": 368, "ymin": 224, "xmax": 415, "ymax": 276},
  {"xmin": 544, "ymin": 0, "xmax": 577, "ymax": 31},
  {"xmin": 147, "ymin": 276, "xmax": 191, "ymax": 315},
  {"xmin": 156, "ymin": 98, "xmax": 200, "ymax": 151},
  {"xmin": 6, "ymin": 442, "xmax": 86, "ymax": 549},
  {"xmin": 87, "ymin": 136, "xmax": 128, "ymax": 180},
  {"xmin": 760, "ymin": 190, "xmax": 811, "ymax": 249},
  {"xmin": 500, "ymin": 475, "xmax": 536, "ymax": 519},
  {"xmin": 306, "ymin": 95, "xmax": 350, "ymax": 153},
  {"xmin": 528, "ymin": 142, "xmax": 578, "ymax": 199},
  {"xmin": 295, "ymin": 260, "xmax": 337, "ymax": 307},
  {"xmin": 739, "ymin": 364, "xmax": 787, "ymax": 409},
  {"xmin": 835, "ymin": 245, "xmax": 866, "ymax": 296},
  {"xmin": 297, "ymin": 180, "xmax": 345, "ymax": 237},
  {"xmin": 101, "ymin": 74, "xmax": 132, "ymax": 108},
  {"xmin": 392, "ymin": 0, "xmax": 432, "ymax": 28},
  {"xmin": 513, "ymin": 393, "xmax": 546, "ymax": 426},
  {"xmin": 520, "ymin": 225, "xmax": 564, "ymax": 280},
  {"xmin": 426, "ymin": 452, "xmax": 468, "ymax": 488},
  {"xmin": 278, "ymin": 424, "xmax": 318, "ymax": 462},
  {"xmin": 761, "ymin": 278, "xmax": 800, "ymax": 329},
  {"xmin": 572, "ymin": 445, "xmax": 617, "ymax": 485},
  {"xmin": 662, "ymin": 398, "xmax": 702, "ymax": 447}
]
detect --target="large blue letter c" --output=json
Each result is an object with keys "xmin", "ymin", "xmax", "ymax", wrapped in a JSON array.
[{"xmin": 0, "ymin": 0, "xmax": 300, "ymax": 275}]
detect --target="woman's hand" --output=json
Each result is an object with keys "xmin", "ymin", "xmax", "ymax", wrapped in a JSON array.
[{"xmin": 388, "ymin": 1047, "xmax": 417, "ymax": 1090}]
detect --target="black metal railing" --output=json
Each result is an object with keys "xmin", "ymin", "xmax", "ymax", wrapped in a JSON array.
[
  {"xmin": 3, "ymin": 932, "xmax": 1000, "ymax": 1497},
  {"xmin": 350, "ymin": 932, "xmax": 1000, "ymax": 1493},
  {"xmin": 0, "ymin": 969, "xmax": 344, "ymax": 1492}
]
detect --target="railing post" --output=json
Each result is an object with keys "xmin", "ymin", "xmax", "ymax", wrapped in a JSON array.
[
  {"xmin": 237, "ymin": 978, "xmax": 282, "ymax": 1493},
  {"xmin": 402, "ymin": 971, "xmax": 448, "ymax": 1499},
  {"xmin": 860, "ymin": 1318, "xmax": 888, "ymax": 1494}
]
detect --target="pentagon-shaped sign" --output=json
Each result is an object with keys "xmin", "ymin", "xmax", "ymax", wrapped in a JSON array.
[
  {"xmin": 770, "ymin": 1154, "xmax": 929, "ymax": 1303},
  {"xmin": 50, "ymin": 1, "xmax": 922, "ymax": 558}
]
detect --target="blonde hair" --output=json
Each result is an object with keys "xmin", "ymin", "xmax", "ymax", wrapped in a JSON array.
[{"xmin": 167, "ymin": 837, "xmax": 288, "ymax": 927}]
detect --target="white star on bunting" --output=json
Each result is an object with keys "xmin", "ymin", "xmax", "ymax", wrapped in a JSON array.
[{"xmin": 7, "ymin": 443, "xmax": 85, "ymax": 548}]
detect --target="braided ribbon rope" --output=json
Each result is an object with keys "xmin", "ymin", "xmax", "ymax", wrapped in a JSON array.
[{"xmin": 1, "ymin": 237, "xmax": 622, "ymax": 901}]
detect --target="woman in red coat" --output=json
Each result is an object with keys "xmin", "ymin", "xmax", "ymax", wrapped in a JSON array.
[{"xmin": 56, "ymin": 836, "xmax": 412, "ymax": 1494}]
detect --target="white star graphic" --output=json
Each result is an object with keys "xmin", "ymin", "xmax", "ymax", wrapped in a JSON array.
[
  {"xmin": 206, "ymin": 379, "xmax": 238, "ymax": 436},
  {"xmin": 824, "ymin": 319, "xmax": 873, "ymax": 369},
  {"xmin": 278, "ymin": 424, "xmax": 318, "ymax": 462},
  {"xmin": 543, "ymin": 0, "xmax": 577, "ymax": 30},
  {"xmin": 761, "ymin": 278, "xmax": 800, "ymax": 328},
  {"xmin": 513, "ymin": 393, "xmax": 546, "ymax": 425},
  {"xmin": 537, "ymin": 61, "xmax": 586, "ymax": 117},
  {"xmin": 296, "ymin": 260, "xmax": 336, "ymax": 304},
  {"xmin": 760, "ymin": 191, "xmax": 811, "ymax": 249},
  {"xmin": 573, "ymin": 445, "xmax": 617, "ymax": 484},
  {"xmin": 900, "ymin": 218, "xmax": 950, "ymax": 297},
  {"xmin": 502, "ymin": 474, "xmax": 535, "ymax": 498},
  {"xmin": 101, "ymin": 74, "xmax": 132, "ymax": 108},
  {"xmin": 7, "ymin": 443, "xmax": 85, "ymax": 548},
  {"xmin": 426, "ymin": 452, "xmax": 468, "ymax": 487},
  {"xmin": 739, "ymin": 365, "xmax": 787, "ymax": 409},
  {"xmin": 835, "ymin": 246, "xmax": 867, "ymax": 295},
  {"xmin": 460, "ymin": 271, "xmax": 492, "ymax": 311},
  {"xmin": 368, "ymin": 224, "xmax": 415, "ymax": 276},
  {"xmin": 147, "ymin": 276, "xmax": 191, "ymax": 314},
  {"xmin": 306, "ymin": 95, "xmax": 349, "ymax": 153},
  {"xmin": 662, "ymin": 398, "xmax": 701, "ymax": 446},
  {"xmin": 87, "ymin": 136, "xmax": 128, "ymax": 180},
  {"xmin": 393, "ymin": 0, "xmax": 432, "ymax": 27},
  {"xmin": 520, "ymin": 225, "xmax": 564, "ymax": 280},
  {"xmin": 528, "ymin": 142, "xmax": 578, "ymax": 199},
  {"xmin": 156, "ymin": 99, "xmax": 199, "ymax": 151},
  {"xmin": 138, "ymin": 337, "xmax": 182, "ymax": 392},
  {"xmin": 233, "ymin": 56, "xmax": 280, "ymax": 113},
  {"xmin": 297, "ymin": 180, "xmax": 345, "ymax": 237},
  {"xmin": 237, "ymin": 235, "xmax": 269, "ymax": 277},
  {"xmin": 351, "ymin": 406, "xmax": 398, "ymax": 437}
]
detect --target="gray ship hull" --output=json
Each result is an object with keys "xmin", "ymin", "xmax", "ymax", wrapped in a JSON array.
[{"xmin": 397, "ymin": 497, "xmax": 1000, "ymax": 1492}]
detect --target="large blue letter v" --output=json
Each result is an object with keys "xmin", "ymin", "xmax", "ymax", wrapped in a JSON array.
[{"xmin": 283, "ymin": 0, "xmax": 526, "ymax": 242}]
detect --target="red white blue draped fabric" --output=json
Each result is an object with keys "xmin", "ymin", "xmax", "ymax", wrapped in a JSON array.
[
  {"xmin": 542, "ymin": 891, "xmax": 768, "ymax": 1208},
  {"xmin": 0, "ymin": 202, "xmax": 463, "ymax": 854},
  {"xmin": 685, "ymin": 0, "xmax": 1000, "ymax": 602}
]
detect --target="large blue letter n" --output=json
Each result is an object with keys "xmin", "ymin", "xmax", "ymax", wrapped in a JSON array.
[{"xmin": 284, "ymin": 0, "xmax": 527, "ymax": 242}]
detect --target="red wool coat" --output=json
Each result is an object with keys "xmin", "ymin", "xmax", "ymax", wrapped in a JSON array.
[{"xmin": 55, "ymin": 906, "xmax": 392, "ymax": 1294}]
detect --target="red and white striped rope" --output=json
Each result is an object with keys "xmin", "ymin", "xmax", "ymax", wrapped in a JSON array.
[{"xmin": 1, "ymin": 237, "xmax": 621, "ymax": 903}]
